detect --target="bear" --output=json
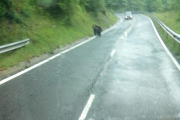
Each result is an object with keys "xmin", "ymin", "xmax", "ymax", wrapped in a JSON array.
[{"xmin": 92, "ymin": 25, "xmax": 102, "ymax": 36}]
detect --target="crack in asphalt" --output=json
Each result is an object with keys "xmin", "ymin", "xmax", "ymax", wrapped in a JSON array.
[{"xmin": 88, "ymin": 52, "xmax": 112, "ymax": 94}]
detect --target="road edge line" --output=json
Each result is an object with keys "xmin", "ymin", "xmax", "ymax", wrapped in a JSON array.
[
  {"xmin": 111, "ymin": 49, "xmax": 116, "ymax": 57},
  {"xmin": 145, "ymin": 15, "xmax": 180, "ymax": 71},
  {"xmin": 0, "ymin": 18, "xmax": 122, "ymax": 86}
]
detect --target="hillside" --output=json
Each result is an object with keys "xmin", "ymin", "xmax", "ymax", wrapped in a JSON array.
[
  {"xmin": 0, "ymin": 0, "xmax": 118, "ymax": 70},
  {"xmin": 155, "ymin": 11, "xmax": 180, "ymax": 34}
]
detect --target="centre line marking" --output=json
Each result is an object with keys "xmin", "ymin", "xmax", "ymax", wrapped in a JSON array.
[
  {"xmin": 111, "ymin": 49, "xmax": 116, "ymax": 57},
  {"xmin": 78, "ymin": 94, "xmax": 95, "ymax": 120}
]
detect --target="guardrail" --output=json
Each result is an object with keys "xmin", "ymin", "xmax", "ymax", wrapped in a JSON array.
[
  {"xmin": 0, "ymin": 38, "xmax": 30, "ymax": 54},
  {"xmin": 152, "ymin": 15, "xmax": 180, "ymax": 44}
]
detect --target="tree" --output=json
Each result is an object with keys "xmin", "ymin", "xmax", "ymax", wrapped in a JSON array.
[{"xmin": 0, "ymin": 0, "xmax": 12, "ymax": 19}]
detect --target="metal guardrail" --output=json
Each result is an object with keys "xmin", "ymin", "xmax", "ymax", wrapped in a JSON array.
[
  {"xmin": 152, "ymin": 15, "xmax": 180, "ymax": 44},
  {"xmin": 0, "ymin": 38, "xmax": 30, "ymax": 54}
]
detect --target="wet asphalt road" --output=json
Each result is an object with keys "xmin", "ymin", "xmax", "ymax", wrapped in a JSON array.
[{"xmin": 0, "ymin": 14, "xmax": 180, "ymax": 120}]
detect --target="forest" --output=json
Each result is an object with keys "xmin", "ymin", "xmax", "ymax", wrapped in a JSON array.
[
  {"xmin": 0, "ymin": 0, "xmax": 108, "ymax": 23},
  {"xmin": 106, "ymin": 0, "xmax": 179, "ymax": 12},
  {"xmin": 0, "ymin": 0, "xmax": 179, "ymax": 23}
]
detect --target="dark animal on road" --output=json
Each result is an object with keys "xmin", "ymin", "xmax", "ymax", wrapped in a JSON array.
[{"xmin": 92, "ymin": 25, "xmax": 102, "ymax": 36}]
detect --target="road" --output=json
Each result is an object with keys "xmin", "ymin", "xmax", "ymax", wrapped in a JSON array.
[{"xmin": 0, "ymin": 14, "xmax": 180, "ymax": 120}]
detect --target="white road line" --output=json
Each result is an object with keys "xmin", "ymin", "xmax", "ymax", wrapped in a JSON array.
[
  {"xmin": 147, "ymin": 16, "xmax": 180, "ymax": 71},
  {"xmin": 48, "ymin": 53, "xmax": 61, "ymax": 60},
  {"xmin": 0, "ymin": 19, "xmax": 123, "ymax": 86},
  {"xmin": 111, "ymin": 49, "xmax": 116, "ymax": 57},
  {"xmin": 124, "ymin": 31, "xmax": 127, "ymax": 37},
  {"xmin": 78, "ymin": 94, "xmax": 95, "ymax": 120},
  {"xmin": 0, "ymin": 36, "xmax": 94, "ymax": 86},
  {"xmin": 0, "ymin": 59, "xmax": 49, "ymax": 85}
]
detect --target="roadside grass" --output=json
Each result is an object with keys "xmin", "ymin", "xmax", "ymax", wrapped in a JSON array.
[
  {"xmin": 0, "ymin": 8, "xmax": 118, "ymax": 71},
  {"xmin": 147, "ymin": 14, "xmax": 180, "ymax": 61},
  {"xmin": 154, "ymin": 11, "xmax": 180, "ymax": 34}
]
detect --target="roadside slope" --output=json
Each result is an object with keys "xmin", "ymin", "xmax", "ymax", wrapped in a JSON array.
[
  {"xmin": 0, "ymin": 0, "xmax": 118, "ymax": 71},
  {"xmin": 148, "ymin": 12, "xmax": 180, "ymax": 61},
  {"xmin": 155, "ymin": 12, "xmax": 180, "ymax": 34}
]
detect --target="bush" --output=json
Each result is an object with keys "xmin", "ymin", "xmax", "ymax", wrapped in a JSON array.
[
  {"xmin": 80, "ymin": 0, "xmax": 106, "ymax": 13},
  {"xmin": 0, "ymin": 0, "xmax": 21, "ymax": 23},
  {"xmin": 176, "ymin": 17, "xmax": 180, "ymax": 22},
  {"xmin": 0, "ymin": 2, "xmax": 6, "ymax": 18}
]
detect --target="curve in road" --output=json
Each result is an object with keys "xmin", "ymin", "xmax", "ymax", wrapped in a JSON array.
[{"xmin": 0, "ymin": 14, "xmax": 180, "ymax": 120}]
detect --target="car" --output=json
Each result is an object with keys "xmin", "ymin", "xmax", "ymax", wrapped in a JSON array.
[{"xmin": 125, "ymin": 11, "xmax": 133, "ymax": 20}]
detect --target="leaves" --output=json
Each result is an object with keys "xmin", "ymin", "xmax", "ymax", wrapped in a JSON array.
[
  {"xmin": 0, "ymin": 2, "xmax": 7, "ymax": 18},
  {"xmin": 0, "ymin": 0, "xmax": 12, "ymax": 18},
  {"xmin": 105, "ymin": 0, "xmax": 179, "ymax": 12}
]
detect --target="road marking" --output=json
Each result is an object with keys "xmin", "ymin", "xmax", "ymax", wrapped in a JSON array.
[
  {"xmin": 0, "ymin": 35, "xmax": 94, "ymax": 86},
  {"xmin": 78, "ymin": 94, "xmax": 95, "ymax": 120},
  {"xmin": 0, "ymin": 19, "xmax": 123, "ymax": 86},
  {"xmin": 48, "ymin": 53, "xmax": 61, "ymax": 60},
  {"xmin": 111, "ymin": 49, "xmax": 116, "ymax": 57},
  {"xmin": 147, "ymin": 16, "xmax": 180, "ymax": 71},
  {"xmin": 0, "ymin": 59, "xmax": 49, "ymax": 85},
  {"xmin": 124, "ymin": 31, "xmax": 127, "ymax": 37}
]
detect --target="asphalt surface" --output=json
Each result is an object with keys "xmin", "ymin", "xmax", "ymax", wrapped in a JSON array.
[{"xmin": 0, "ymin": 14, "xmax": 180, "ymax": 120}]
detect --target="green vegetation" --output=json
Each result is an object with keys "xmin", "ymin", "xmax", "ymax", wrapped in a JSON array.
[
  {"xmin": 153, "ymin": 11, "xmax": 180, "ymax": 61},
  {"xmin": 155, "ymin": 12, "xmax": 180, "ymax": 34},
  {"xmin": 105, "ymin": 0, "xmax": 180, "ymax": 13},
  {"xmin": 105, "ymin": 0, "xmax": 180, "ymax": 61},
  {"xmin": 1, "ymin": 0, "xmax": 179, "ymax": 71},
  {"xmin": 148, "ymin": 14, "xmax": 180, "ymax": 61},
  {"xmin": 105, "ymin": 0, "xmax": 164, "ymax": 12},
  {"xmin": 0, "ymin": 0, "xmax": 118, "ymax": 70}
]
